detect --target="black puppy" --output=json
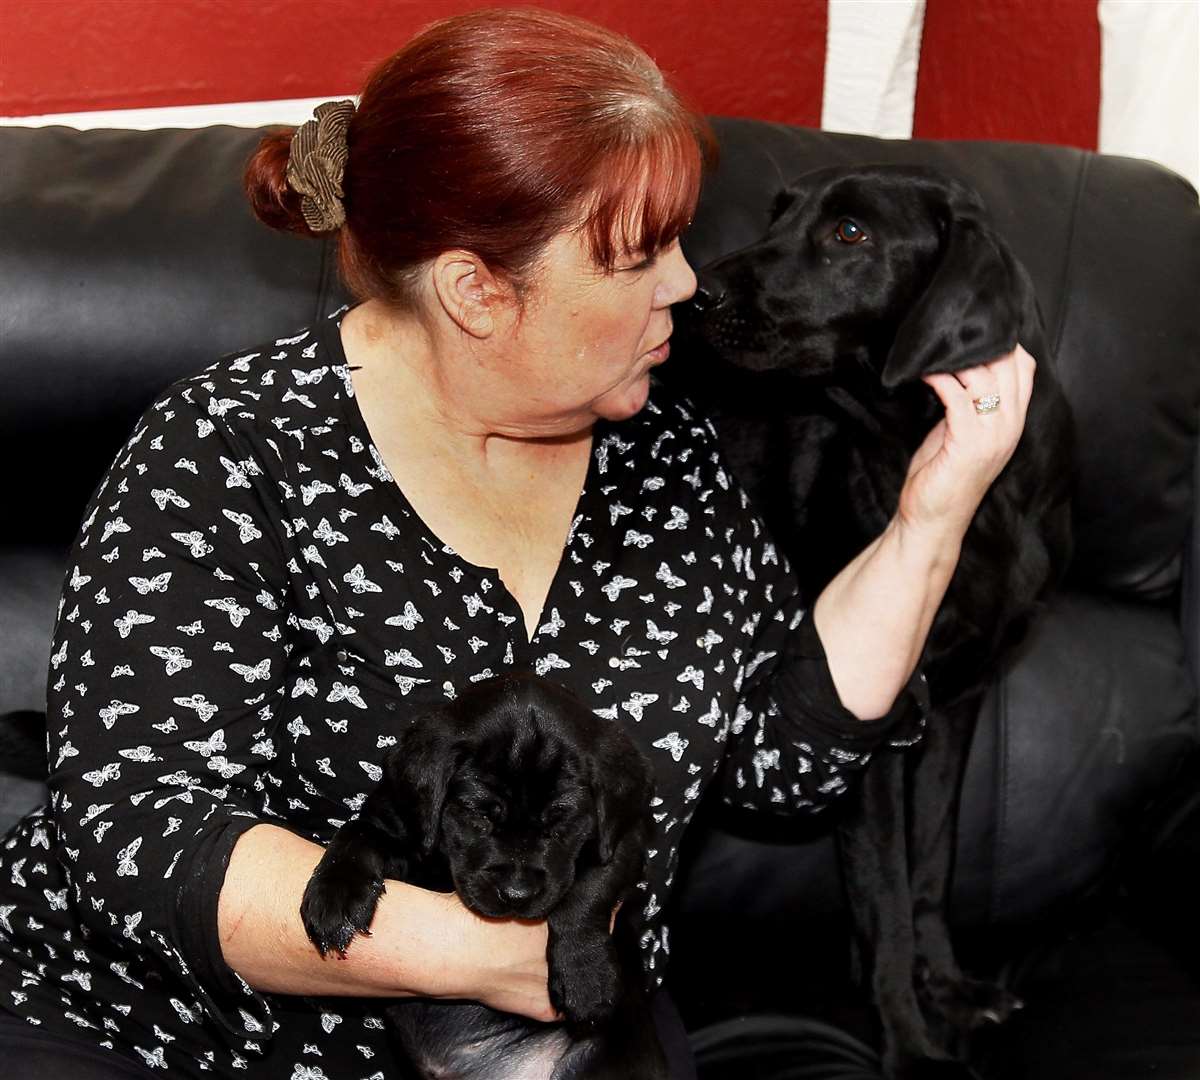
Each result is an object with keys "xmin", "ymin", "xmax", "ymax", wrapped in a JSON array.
[
  {"xmin": 301, "ymin": 671, "xmax": 666, "ymax": 1080},
  {"xmin": 674, "ymin": 165, "xmax": 1074, "ymax": 1078}
]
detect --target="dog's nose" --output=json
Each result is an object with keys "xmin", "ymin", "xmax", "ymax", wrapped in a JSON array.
[
  {"xmin": 491, "ymin": 866, "xmax": 546, "ymax": 907},
  {"xmin": 691, "ymin": 281, "xmax": 726, "ymax": 312}
]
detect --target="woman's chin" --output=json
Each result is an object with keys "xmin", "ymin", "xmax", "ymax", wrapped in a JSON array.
[{"xmin": 596, "ymin": 373, "xmax": 652, "ymax": 421}]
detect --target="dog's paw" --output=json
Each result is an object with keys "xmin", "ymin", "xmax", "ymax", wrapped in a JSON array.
[
  {"xmin": 299, "ymin": 862, "xmax": 386, "ymax": 957},
  {"xmin": 548, "ymin": 940, "xmax": 622, "ymax": 1029},
  {"xmin": 917, "ymin": 966, "xmax": 1024, "ymax": 1031}
]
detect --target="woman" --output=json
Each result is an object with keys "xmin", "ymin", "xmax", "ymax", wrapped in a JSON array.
[{"xmin": 0, "ymin": 8, "xmax": 1034, "ymax": 1078}]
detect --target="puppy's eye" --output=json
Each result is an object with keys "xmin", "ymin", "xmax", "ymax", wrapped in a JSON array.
[{"xmin": 835, "ymin": 218, "xmax": 867, "ymax": 244}]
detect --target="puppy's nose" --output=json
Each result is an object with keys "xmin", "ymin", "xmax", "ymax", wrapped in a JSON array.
[
  {"xmin": 491, "ymin": 866, "xmax": 546, "ymax": 907},
  {"xmin": 691, "ymin": 281, "xmax": 726, "ymax": 312}
]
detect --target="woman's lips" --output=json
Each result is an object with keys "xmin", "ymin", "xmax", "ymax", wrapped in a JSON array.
[{"xmin": 645, "ymin": 339, "xmax": 671, "ymax": 364}]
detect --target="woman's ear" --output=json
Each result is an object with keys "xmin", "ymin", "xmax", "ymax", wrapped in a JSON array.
[{"xmin": 429, "ymin": 250, "xmax": 512, "ymax": 339}]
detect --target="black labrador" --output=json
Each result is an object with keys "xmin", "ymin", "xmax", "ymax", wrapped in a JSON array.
[
  {"xmin": 673, "ymin": 164, "xmax": 1075, "ymax": 1078},
  {"xmin": 301, "ymin": 671, "xmax": 666, "ymax": 1080}
]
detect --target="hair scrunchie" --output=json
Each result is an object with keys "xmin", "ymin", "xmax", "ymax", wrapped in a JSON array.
[{"xmin": 285, "ymin": 99, "xmax": 356, "ymax": 233}]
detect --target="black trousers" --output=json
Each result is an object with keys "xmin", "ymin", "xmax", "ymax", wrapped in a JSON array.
[{"xmin": 1, "ymin": 994, "xmax": 698, "ymax": 1079}]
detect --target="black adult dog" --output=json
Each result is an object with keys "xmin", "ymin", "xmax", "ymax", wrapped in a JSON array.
[
  {"xmin": 301, "ymin": 671, "xmax": 666, "ymax": 1080},
  {"xmin": 673, "ymin": 165, "xmax": 1075, "ymax": 1078}
]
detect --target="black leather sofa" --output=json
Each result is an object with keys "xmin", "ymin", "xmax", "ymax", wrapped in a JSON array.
[{"xmin": 2, "ymin": 117, "xmax": 1198, "ymax": 1077}]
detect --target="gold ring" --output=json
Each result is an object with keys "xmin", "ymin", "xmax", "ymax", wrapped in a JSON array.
[{"xmin": 973, "ymin": 394, "xmax": 1001, "ymax": 415}]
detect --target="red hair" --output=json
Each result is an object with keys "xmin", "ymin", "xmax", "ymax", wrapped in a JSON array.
[{"xmin": 245, "ymin": 8, "xmax": 715, "ymax": 308}]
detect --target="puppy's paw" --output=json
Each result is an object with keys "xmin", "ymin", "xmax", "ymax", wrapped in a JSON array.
[
  {"xmin": 548, "ymin": 940, "xmax": 622, "ymax": 1029},
  {"xmin": 917, "ymin": 964, "xmax": 1023, "ymax": 1031},
  {"xmin": 300, "ymin": 862, "xmax": 386, "ymax": 957}
]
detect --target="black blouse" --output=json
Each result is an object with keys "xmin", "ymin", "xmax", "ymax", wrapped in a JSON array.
[{"xmin": 0, "ymin": 307, "xmax": 926, "ymax": 1077}]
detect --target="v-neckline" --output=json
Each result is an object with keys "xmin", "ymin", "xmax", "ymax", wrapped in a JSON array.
[{"xmin": 321, "ymin": 306, "xmax": 605, "ymax": 649}]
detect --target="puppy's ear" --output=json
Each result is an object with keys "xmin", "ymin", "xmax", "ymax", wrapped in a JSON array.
[
  {"xmin": 881, "ymin": 212, "xmax": 1023, "ymax": 390},
  {"xmin": 384, "ymin": 720, "xmax": 463, "ymax": 856},
  {"xmin": 590, "ymin": 734, "xmax": 653, "ymax": 865}
]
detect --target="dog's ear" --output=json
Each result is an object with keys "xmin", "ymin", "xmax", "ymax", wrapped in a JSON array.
[
  {"xmin": 880, "ymin": 211, "xmax": 1023, "ymax": 390},
  {"xmin": 590, "ymin": 733, "xmax": 653, "ymax": 865},
  {"xmin": 384, "ymin": 719, "xmax": 464, "ymax": 856}
]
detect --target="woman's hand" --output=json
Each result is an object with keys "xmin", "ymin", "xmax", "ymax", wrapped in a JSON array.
[
  {"xmin": 897, "ymin": 344, "xmax": 1037, "ymax": 543},
  {"xmin": 438, "ymin": 897, "xmax": 558, "ymax": 1021}
]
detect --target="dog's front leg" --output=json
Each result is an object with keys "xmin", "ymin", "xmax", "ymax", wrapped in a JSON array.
[
  {"xmin": 545, "ymin": 862, "xmax": 630, "ymax": 1030},
  {"xmin": 908, "ymin": 695, "xmax": 1022, "ymax": 1042},
  {"xmin": 839, "ymin": 749, "xmax": 969, "ymax": 1078},
  {"xmin": 300, "ymin": 782, "xmax": 417, "ymax": 957}
]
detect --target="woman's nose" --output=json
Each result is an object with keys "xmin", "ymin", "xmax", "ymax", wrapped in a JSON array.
[{"xmin": 654, "ymin": 242, "xmax": 697, "ymax": 308}]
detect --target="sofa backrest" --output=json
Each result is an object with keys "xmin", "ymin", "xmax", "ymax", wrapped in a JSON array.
[{"xmin": 1, "ymin": 118, "xmax": 1197, "ymax": 715}]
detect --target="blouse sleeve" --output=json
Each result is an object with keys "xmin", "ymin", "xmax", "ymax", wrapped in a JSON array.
[
  {"xmin": 713, "ymin": 462, "xmax": 930, "ymax": 815},
  {"xmin": 45, "ymin": 377, "xmax": 287, "ymax": 1044}
]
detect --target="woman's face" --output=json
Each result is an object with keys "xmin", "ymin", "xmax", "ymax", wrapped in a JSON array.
[{"xmin": 494, "ymin": 222, "xmax": 698, "ymax": 428}]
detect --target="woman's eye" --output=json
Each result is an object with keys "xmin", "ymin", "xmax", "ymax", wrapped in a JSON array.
[{"xmin": 835, "ymin": 218, "xmax": 867, "ymax": 244}]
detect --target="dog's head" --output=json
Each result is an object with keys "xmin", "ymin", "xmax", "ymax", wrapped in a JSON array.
[
  {"xmin": 682, "ymin": 164, "xmax": 1028, "ymax": 389},
  {"xmin": 386, "ymin": 673, "xmax": 653, "ymax": 920}
]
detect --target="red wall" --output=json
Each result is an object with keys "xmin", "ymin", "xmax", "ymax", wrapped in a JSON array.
[
  {"xmin": 0, "ymin": 0, "xmax": 828, "ymax": 125},
  {"xmin": 913, "ymin": 0, "xmax": 1100, "ymax": 147}
]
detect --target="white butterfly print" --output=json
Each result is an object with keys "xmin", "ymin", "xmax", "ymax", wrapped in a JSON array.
[
  {"xmin": 664, "ymin": 505, "xmax": 689, "ymax": 530},
  {"xmin": 620, "ymin": 692, "xmax": 660, "ymax": 721},
  {"xmin": 134, "ymin": 1047, "xmax": 166, "ymax": 1069},
  {"xmin": 655, "ymin": 562, "xmax": 686, "ymax": 588},
  {"xmin": 116, "ymin": 838, "xmax": 142, "ymax": 877},
  {"xmin": 128, "ymin": 571, "xmax": 172, "ymax": 596},
  {"xmin": 385, "ymin": 603, "xmax": 422, "ymax": 630},
  {"xmin": 601, "ymin": 575, "xmax": 638, "ymax": 601},
  {"xmin": 195, "ymin": 417, "xmax": 215, "ymax": 438},
  {"xmin": 50, "ymin": 639, "xmax": 68, "ymax": 669},
  {"xmin": 99, "ymin": 516, "xmax": 131, "ymax": 544},
  {"xmin": 219, "ymin": 455, "xmax": 254, "ymax": 488},
  {"xmin": 173, "ymin": 457, "xmax": 198, "ymax": 474},
  {"xmin": 676, "ymin": 665, "xmax": 704, "ymax": 690},
  {"xmin": 183, "ymin": 729, "xmax": 227, "ymax": 758},
  {"xmin": 646, "ymin": 620, "xmax": 678, "ymax": 644},
  {"xmin": 118, "ymin": 746, "xmax": 163, "ymax": 764},
  {"xmin": 384, "ymin": 647, "xmax": 423, "ymax": 669},
  {"xmin": 282, "ymin": 387, "xmax": 317, "ymax": 409},
  {"xmin": 327, "ymin": 682, "xmax": 367, "ymax": 709},
  {"xmin": 392, "ymin": 674, "xmax": 431, "ymax": 696},
  {"xmin": 111, "ymin": 664, "xmax": 135, "ymax": 677},
  {"xmin": 171, "ymin": 530, "xmax": 213, "ymax": 558},
  {"xmin": 313, "ymin": 518, "xmax": 349, "ymax": 546},
  {"xmin": 82, "ymin": 762, "xmax": 121, "ymax": 787},
  {"xmin": 696, "ymin": 628, "xmax": 724, "ymax": 652},
  {"xmin": 69, "ymin": 565, "xmax": 92, "ymax": 591},
  {"xmin": 300, "ymin": 479, "xmax": 336, "ymax": 506},
  {"xmin": 624, "ymin": 530, "xmax": 655, "ymax": 548},
  {"xmin": 372, "ymin": 515, "xmax": 402, "ymax": 539},
  {"xmin": 535, "ymin": 654, "xmax": 571, "ymax": 676},
  {"xmin": 230, "ymin": 658, "xmax": 271, "ymax": 683},
  {"xmin": 207, "ymin": 755, "xmax": 246, "ymax": 779},
  {"xmin": 207, "ymin": 396, "xmax": 244, "ymax": 418},
  {"xmin": 177, "ymin": 619, "xmax": 204, "ymax": 636},
  {"xmin": 99, "ymin": 700, "xmax": 140, "ymax": 729},
  {"xmin": 173, "ymin": 693, "xmax": 218, "ymax": 722},
  {"xmin": 204, "ymin": 596, "xmax": 250, "ymax": 628},
  {"xmin": 223, "ymin": 509, "xmax": 262, "ymax": 543},
  {"xmin": 291, "ymin": 677, "xmax": 317, "ymax": 698},
  {"xmin": 339, "ymin": 472, "xmax": 371, "ymax": 497},
  {"xmin": 344, "ymin": 564, "xmax": 382, "ymax": 593},
  {"xmin": 652, "ymin": 732, "xmax": 690, "ymax": 762},
  {"xmin": 292, "ymin": 366, "xmax": 329, "ymax": 385},
  {"xmin": 150, "ymin": 488, "xmax": 190, "ymax": 511},
  {"xmin": 297, "ymin": 614, "xmax": 334, "ymax": 642}
]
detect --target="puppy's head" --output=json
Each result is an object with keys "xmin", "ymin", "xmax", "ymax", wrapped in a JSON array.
[
  {"xmin": 390, "ymin": 673, "xmax": 651, "ymax": 920},
  {"xmin": 681, "ymin": 164, "xmax": 1027, "ymax": 389}
]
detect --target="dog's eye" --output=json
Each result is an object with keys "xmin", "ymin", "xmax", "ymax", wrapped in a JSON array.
[{"xmin": 835, "ymin": 218, "xmax": 867, "ymax": 244}]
